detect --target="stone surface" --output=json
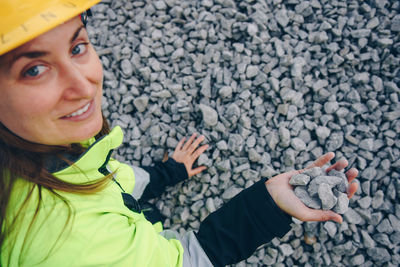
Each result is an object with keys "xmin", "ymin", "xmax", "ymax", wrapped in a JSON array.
[
  {"xmin": 198, "ymin": 104, "xmax": 218, "ymax": 126},
  {"xmin": 318, "ymin": 183, "xmax": 337, "ymax": 210},
  {"xmin": 289, "ymin": 174, "xmax": 311, "ymax": 186}
]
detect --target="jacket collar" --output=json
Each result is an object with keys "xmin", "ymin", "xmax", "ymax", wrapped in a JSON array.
[{"xmin": 44, "ymin": 126, "xmax": 123, "ymax": 174}]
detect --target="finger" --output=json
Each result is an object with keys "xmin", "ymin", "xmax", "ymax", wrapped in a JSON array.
[
  {"xmin": 325, "ymin": 158, "xmax": 348, "ymax": 173},
  {"xmin": 303, "ymin": 209, "xmax": 343, "ymax": 224},
  {"xmin": 347, "ymin": 181, "xmax": 358, "ymax": 198},
  {"xmin": 190, "ymin": 144, "xmax": 209, "ymax": 161},
  {"xmin": 182, "ymin": 133, "xmax": 197, "ymax": 150},
  {"xmin": 345, "ymin": 168, "xmax": 358, "ymax": 183},
  {"xmin": 307, "ymin": 152, "xmax": 335, "ymax": 169},
  {"xmin": 188, "ymin": 166, "xmax": 208, "ymax": 177},
  {"xmin": 189, "ymin": 135, "xmax": 205, "ymax": 153},
  {"xmin": 175, "ymin": 137, "xmax": 186, "ymax": 152},
  {"xmin": 162, "ymin": 151, "xmax": 169, "ymax": 162}
]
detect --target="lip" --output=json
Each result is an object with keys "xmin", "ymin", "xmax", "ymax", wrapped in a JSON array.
[{"xmin": 60, "ymin": 99, "xmax": 95, "ymax": 121}]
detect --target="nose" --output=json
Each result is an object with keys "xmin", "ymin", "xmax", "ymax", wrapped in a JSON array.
[{"xmin": 59, "ymin": 60, "xmax": 95, "ymax": 100}]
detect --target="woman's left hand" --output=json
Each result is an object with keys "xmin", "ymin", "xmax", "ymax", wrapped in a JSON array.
[
  {"xmin": 265, "ymin": 152, "xmax": 358, "ymax": 223},
  {"xmin": 172, "ymin": 133, "xmax": 209, "ymax": 177}
]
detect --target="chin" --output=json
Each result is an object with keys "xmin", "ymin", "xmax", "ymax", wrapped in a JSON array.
[{"xmin": 72, "ymin": 115, "xmax": 104, "ymax": 143}]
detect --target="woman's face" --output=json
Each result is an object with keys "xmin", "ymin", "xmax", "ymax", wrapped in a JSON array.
[{"xmin": 0, "ymin": 17, "xmax": 103, "ymax": 145}]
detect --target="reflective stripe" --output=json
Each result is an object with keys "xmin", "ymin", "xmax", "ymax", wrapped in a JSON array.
[
  {"xmin": 131, "ymin": 166, "xmax": 150, "ymax": 199},
  {"xmin": 160, "ymin": 230, "xmax": 213, "ymax": 267}
]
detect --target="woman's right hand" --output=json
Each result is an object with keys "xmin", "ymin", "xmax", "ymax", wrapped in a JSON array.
[{"xmin": 265, "ymin": 152, "xmax": 358, "ymax": 223}]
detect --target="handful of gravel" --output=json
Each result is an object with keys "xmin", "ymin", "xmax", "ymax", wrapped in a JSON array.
[{"xmin": 290, "ymin": 167, "xmax": 349, "ymax": 214}]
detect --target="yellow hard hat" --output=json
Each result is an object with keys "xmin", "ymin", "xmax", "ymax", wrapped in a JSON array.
[{"xmin": 0, "ymin": 0, "xmax": 102, "ymax": 56}]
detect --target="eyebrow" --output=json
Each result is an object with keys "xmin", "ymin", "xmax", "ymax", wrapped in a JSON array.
[
  {"xmin": 70, "ymin": 25, "xmax": 85, "ymax": 44},
  {"xmin": 9, "ymin": 25, "xmax": 86, "ymax": 66}
]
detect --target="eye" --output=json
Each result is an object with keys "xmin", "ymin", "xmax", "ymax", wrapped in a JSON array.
[
  {"xmin": 23, "ymin": 65, "xmax": 47, "ymax": 77},
  {"xmin": 71, "ymin": 43, "xmax": 88, "ymax": 56}
]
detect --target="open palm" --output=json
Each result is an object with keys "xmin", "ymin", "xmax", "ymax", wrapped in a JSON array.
[{"xmin": 265, "ymin": 152, "xmax": 358, "ymax": 223}]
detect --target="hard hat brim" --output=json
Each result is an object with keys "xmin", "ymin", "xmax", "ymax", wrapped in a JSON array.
[{"xmin": 0, "ymin": 0, "xmax": 102, "ymax": 56}]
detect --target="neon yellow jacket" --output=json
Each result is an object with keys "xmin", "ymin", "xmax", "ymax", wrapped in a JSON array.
[{"xmin": 2, "ymin": 127, "xmax": 187, "ymax": 266}]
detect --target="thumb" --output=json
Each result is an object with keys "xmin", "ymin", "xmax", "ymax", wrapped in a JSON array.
[{"xmin": 306, "ymin": 209, "xmax": 343, "ymax": 224}]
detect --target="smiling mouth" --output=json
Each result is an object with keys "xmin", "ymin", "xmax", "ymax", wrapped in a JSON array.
[{"xmin": 63, "ymin": 102, "xmax": 91, "ymax": 118}]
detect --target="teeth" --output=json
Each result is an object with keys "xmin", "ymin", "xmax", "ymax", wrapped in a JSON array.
[{"xmin": 65, "ymin": 103, "xmax": 90, "ymax": 118}]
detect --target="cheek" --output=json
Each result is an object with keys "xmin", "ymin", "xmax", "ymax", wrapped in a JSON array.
[{"xmin": 89, "ymin": 49, "xmax": 103, "ymax": 85}]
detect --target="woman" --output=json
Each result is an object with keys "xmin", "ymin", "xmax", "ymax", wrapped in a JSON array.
[{"xmin": 0, "ymin": 0, "xmax": 358, "ymax": 266}]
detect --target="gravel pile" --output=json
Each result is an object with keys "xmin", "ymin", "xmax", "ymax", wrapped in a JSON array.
[{"xmin": 87, "ymin": 0, "xmax": 400, "ymax": 266}]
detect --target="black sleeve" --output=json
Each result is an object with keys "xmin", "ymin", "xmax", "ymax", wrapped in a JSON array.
[
  {"xmin": 195, "ymin": 178, "xmax": 292, "ymax": 267},
  {"xmin": 140, "ymin": 158, "xmax": 188, "ymax": 201}
]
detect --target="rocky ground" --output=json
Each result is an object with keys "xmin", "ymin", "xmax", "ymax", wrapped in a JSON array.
[{"xmin": 88, "ymin": 0, "xmax": 400, "ymax": 266}]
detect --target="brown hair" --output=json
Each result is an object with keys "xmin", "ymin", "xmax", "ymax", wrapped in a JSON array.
[{"xmin": 0, "ymin": 114, "xmax": 112, "ymax": 263}]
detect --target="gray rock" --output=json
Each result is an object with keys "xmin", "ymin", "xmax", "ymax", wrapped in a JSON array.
[
  {"xmin": 171, "ymin": 48, "xmax": 185, "ymax": 60},
  {"xmin": 350, "ymin": 255, "xmax": 365, "ymax": 265},
  {"xmin": 361, "ymin": 230, "xmax": 376, "ymax": 248},
  {"xmin": 287, "ymin": 105, "xmax": 298, "ymax": 121},
  {"xmin": 333, "ymin": 192, "xmax": 349, "ymax": 214},
  {"xmin": 219, "ymin": 86, "xmax": 233, "ymax": 99},
  {"xmin": 289, "ymin": 174, "xmax": 311, "ymax": 186},
  {"xmin": 291, "ymin": 138, "xmax": 306, "ymax": 151},
  {"xmin": 215, "ymin": 159, "xmax": 231, "ymax": 172},
  {"xmin": 392, "ymin": 14, "xmax": 400, "ymax": 32},
  {"xmin": 200, "ymin": 75, "xmax": 212, "ymax": 98},
  {"xmin": 308, "ymin": 176, "xmax": 343, "ymax": 196},
  {"xmin": 318, "ymin": 183, "xmax": 337, "ymax": 210},
  {"xmin": 313, "ymin": 79, "xmax": 328, "ymax": 91},
  {"xmin": 357, "ymin": 196, "xmax": 372, "ymax": 209},
  {"xmin": 242, "ymin": 169, "xmax": 258, "ymax": 181},
  {"xmin": 324, "ymin": 101, "xmax": 339, "ymax": 114},
  {"xmin": 197, "ymin": 153, "xmax": 210, "ymax": 166},
  {"xmin": 366, "ymin": 247, "xmax": 391, "ymax": 263},
  {"xmin": 216, "ymin": 140, "xmax": 228, "ymax": 151},
  {"xmin": 325, "ymin": 132, "xmax": 344, "ymax": 151},
  {"xmin": 283, "ymin": 149, "xmax": 296, "ymax": 167},
  {"xmin": 199, "ymin": 104, "xmax": 218, "ymax": 126},
  {"xmin": 279, "ymin": 127, "xmax": 291, "ymax": 148},
  {"xmin": 383, "ymin": 110, "xmax": 400, "ymax": 121},
  {"xmin": 303, "ymin": 167, "xmax": 324, "ymax": 178},
  {"xmin": 248, "ymin": 148, "xmax": 261, "ymax": 162},
  {"xmin": 222, "ymin": 186, "xmax": 241, "ymax": 200},
  {"xmin": 323, "ymin": 221, "xmax": 337, "ymax": 238},
  {"xmin": 120, "ymin": 59, "xmax": 133, "ymax": 77},
  {"xmin": 388, "ymin": 214, "xmax": 400, "ymax": 232},
  {"xmin": 205, "ymin": 198, "xmax": 216, "ymax": 213},
  {"xmin": 278, "ymin": 243, "xmax": 294, "ymax": 257},
  {"xmin": 246, "ymin": 65, "xmax": 259, "ymax": 79},
  {"xmin": 373, "ymin": 233, "xmax": 393, "ymax": 248},
  {"xmin": 376, "ymin": 218, "xmax": 393, "ymax": 234},
  {"xmin": 228, "ymin": 134, "xmax": 244, "ymax": 154},
  {"xmin": 362, "ymin": 167, "xmax": 377, "ymax": 181},
  {"xmin": 371, "ymin": 190, "xmax": 384, "ymax": 209},
  {"xmin": 344, "ymin": 208, "xmax": 363, "ymax": 225},
  {"xmin": 267, "ymin": 131, "xmax": 279, "ymax": 150},
  {"xmin": 275, "ymin": 9, "xmax": 289, "ymax": 27},
  {"xmin": 359, "ymin": 138, "xmax": 374, "ymax": 151},
  {"xmin": 351, "ymin": 29, "xmax": 371, "ymax": 38},
  {"xmin": 191, "ymin": 199, "xmax": 204, "ymax": 213},
  {"xmin": 247, "ymin": 23, "xmax": 258, "ymax": 36},
  {"xmin": 294, "ymin": 186, "xmax": 321, "ymax": 209},
  {"xmin": 353, "ymin": 72, "xmax": 370, "ymax": 84},
  {"xmin": 332, "ymin": 241, "xmax": 357, "ymax": 256},
  {"xmin": 328, "ymin": 169, "xmax": 348, "ymax": 193},
  {"xmin": 133, "ymin": 96, "xmax": 149, "ymax": 112}
]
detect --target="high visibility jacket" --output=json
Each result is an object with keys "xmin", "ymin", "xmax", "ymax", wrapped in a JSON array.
[{"xmin": 1, "ymin": 126, "xmax": 292, "ymax": 267}]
